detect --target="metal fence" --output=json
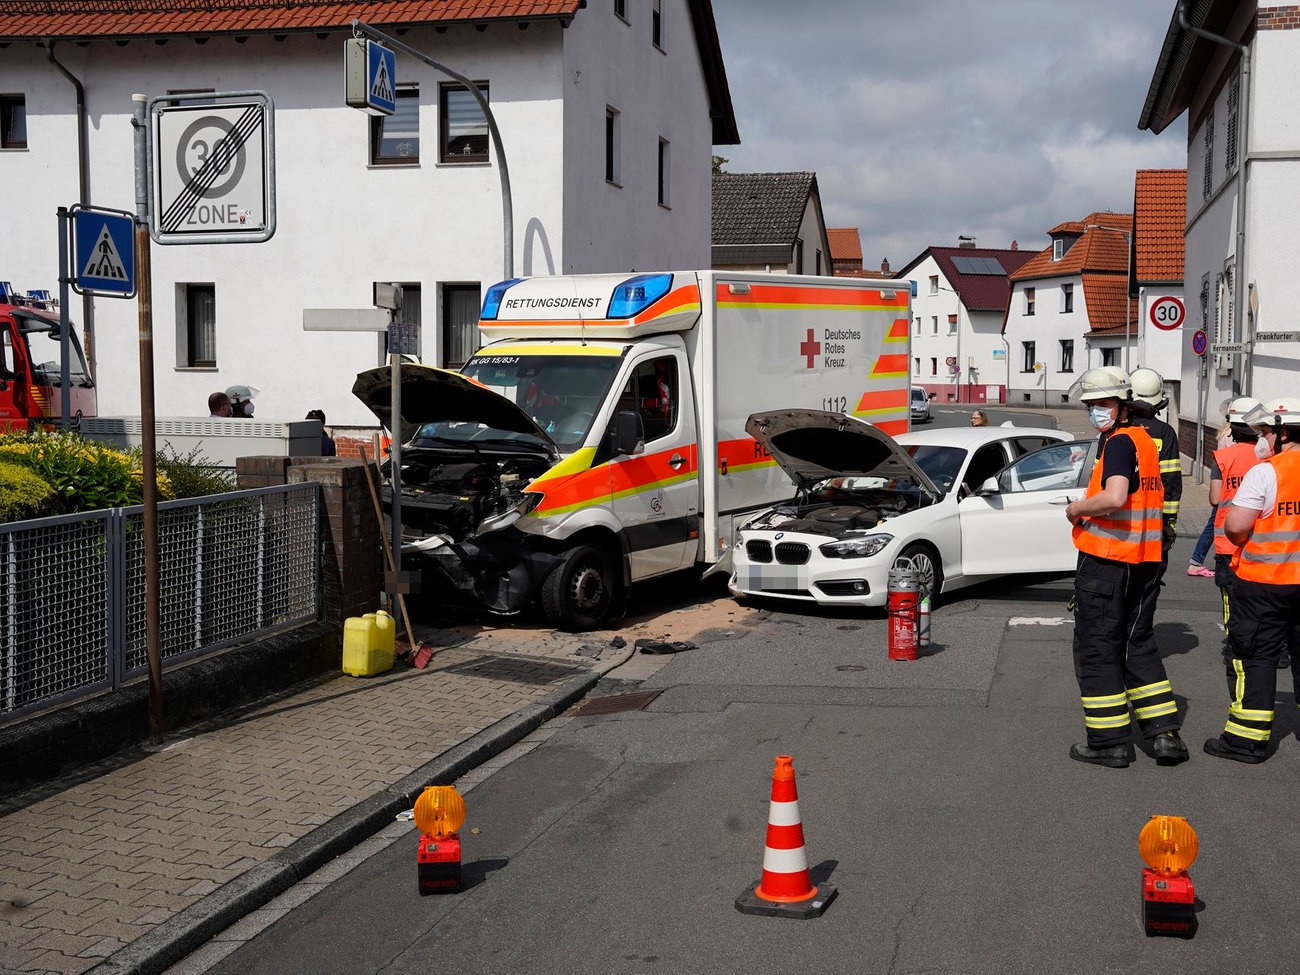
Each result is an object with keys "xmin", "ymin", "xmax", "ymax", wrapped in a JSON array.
[{"xmin": 0, "ymin": 483, "xmax": 320, "ymax": 723}]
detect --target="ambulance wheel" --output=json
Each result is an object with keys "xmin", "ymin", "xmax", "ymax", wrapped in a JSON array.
[
  {"xmin": 542, "ymin": 545, "xmax": 615, "ymax": 631},
  {"xmin": 896, "ymin": 543, "xmax": 942, "ymax": 601}
]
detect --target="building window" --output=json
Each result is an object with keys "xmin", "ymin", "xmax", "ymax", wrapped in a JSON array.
[
  {"xmin": 948, "ymin": 313, "xmax": 958, "ymax": 334},
  {"xmin": 1226, "ymin": 74, "xmax": 1239, "ymax": 174},
  {"xmin": 815, "ymin": 250, "xmax": 823, "ymax": 275},
  {"xmin": 930, "ymin": 357, "xmax": 938, "ymax": 376},
  {"xmin": 1, "ymin": 94, "xmax": 27, "ymax": 150},
  {"xmin": 914, "ymin": 356, "xmax": 921, "ymax": 374},
  {"xmin": 652, "ymin": 0, "xmax": 664, "ymax": 49},
  {"xmin": 1024, "ymin": 287, "xmax": 1035, "ymax": 316},
  {"xmin": 615, "ymin": 0, "xmax": 627, "ymax": 21},
  {"xmin": 1059, "ymin": 339, "xmax": 1074, "ymax": 372},
  {"xmin": 441, "ymin": 284, "xmax": 479, "ymax": 368},
  {"xmin": 914, "ymin": 316, "xmax": 921, "ymax": 336},
  {"xmin": 657, "ymin": 138, "xmax": 670, "ymax": 206},
  {"xmin": 1061, "ymin": 283, "xmax": 1074, "ymax": 313},
  {"xmin": 1052, "ymin": 239, "xmax": 1065, "ymax": 261},
  {"xmin": 1203, "ymin": 109, "xmax": 1214, "ymax": 201},
  {"xmin": 931, "ymin": 316, "xmax": 938, "ymax": 335},
  {"xmin": 1101, "ymin": 347, "xmax": 1119, "ymax": 368},
  {"xmin": 440, "ymin": 82, "xmax": 489, "ymax": 163},
  {"xmin": 605, "ymin": 106, "xmax": 621, "ymax": 185},
  {"xmin": 378, "ymin": 283, "xmax": 422, "ymax": 362},
  {"xmin": 928, "ymin": 275, "xmax": 938, "ymax": 295},
  {"xmin": 793, "ymin": 239, "xmax": 803, "ymax": 273},
  {"xmin": 370, "ymin": 85, "xmax": 418, "ymax": 165},
  {"xmin": 1021, "ymin": 341, "xmax": 1036, "ymax": 373},
  {"xmin": 182, "ymin": 284, "xmax": 216, "ymax": 368}
]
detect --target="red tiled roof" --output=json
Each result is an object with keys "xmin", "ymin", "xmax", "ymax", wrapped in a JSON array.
[
  {"xmin": 1133, "ymin": 169, "xmax": 1186, "ymax": 283},
  {"xmin": 827, "ymin": 228, "xmax": 862, "ymax": 263},
  {"xmin": 1011, "ymin": 215, "xmax": 1133, "ymax": 282},
  {"xmin": 1081, "ymin": 273, "xmax": 1137, "ymax": 334},
  {"xmin": 0, "ymin": 2, "xmax": 583, "ymax": 39},
  {"xmin": 925, "ymin": 247, "xmax": 1037, "ymax": 313}
]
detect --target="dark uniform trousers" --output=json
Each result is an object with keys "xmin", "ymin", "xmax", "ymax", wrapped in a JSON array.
[
  {"xmin": 1072, "ymin": 551, "xmax": 1180, "ymax": 746},
  {"xmin": 1221, "ymin": 576, "xmax": 1300, "ymax": 753}
]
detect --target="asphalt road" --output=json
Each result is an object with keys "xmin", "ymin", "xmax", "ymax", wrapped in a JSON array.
[{"xmin": 182, "ymin": 537, "xmax": 1298, "ymax": 975}]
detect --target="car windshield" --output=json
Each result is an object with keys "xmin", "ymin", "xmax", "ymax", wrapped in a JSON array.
[
  {"xmin": 460, "ymin": 353, "xmax": 621, "ymax": 451},
  {"xmin": 911, "ymin": 389, "xmax": 925, "ymax": 401},
  {"xmin": 17, "ymin": 314, "xmax": 92, "ymax": 387},
  {"xmin": 905, "ymin": 444, "xmax": 967, "ymax": 494}
]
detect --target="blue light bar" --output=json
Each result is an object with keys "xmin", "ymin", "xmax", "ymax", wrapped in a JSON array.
[
  {"xmin": 480, "ymin": 278, "xmax": 523, "ymax": 320},
  {"xmin": 607, "ymin": 273, "xmax": 672, "ymax": 319}
]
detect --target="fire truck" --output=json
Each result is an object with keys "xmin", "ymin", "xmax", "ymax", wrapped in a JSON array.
[{"xmin": 0, "ymin": 283, "xmax": 97, "ymax": 430}]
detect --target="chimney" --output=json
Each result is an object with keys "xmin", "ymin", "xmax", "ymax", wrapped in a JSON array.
[
  {"xmin": 1011, "ymin": 239, "xmax": 1018, "ymax": 250},
  {"xmin": 880, "ymin": 257, "xmax": 890, "ymax": 275},
  {"xmin": 957, "ymin": 235, "xmax": 977, "ymax": 249}
]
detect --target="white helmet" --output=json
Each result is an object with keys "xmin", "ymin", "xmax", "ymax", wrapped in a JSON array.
[
  {"xmin": 1069, "ymin": 366, "xmax": 1132, "ymax": 403},
  {"xmin": 1129, "ymin": 367, "xmax": 1167, "ymax": 409},
  {"xmin": 1244, "ymin": 396, "xmax": 1300, "ymax": 428},
  {"xmin": 225, "ymin": 384, "xmax": 259, "ymax": 405},
  {"xmin": 1224, "ymin": 396, "xmax": 1263, "ymax": 422}
]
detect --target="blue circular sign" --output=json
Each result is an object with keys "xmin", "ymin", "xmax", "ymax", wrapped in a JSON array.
[{"xmin": 1192, "ymin": 329, "xmax": 1208, "ymax": 356}]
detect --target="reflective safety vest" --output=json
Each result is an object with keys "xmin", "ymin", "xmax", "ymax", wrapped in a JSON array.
[
  {"xmin": 1072, "ymin": 425, "xmax": 1164, "ymax": 563},
  {"xmin": 1234, "ymin": 451, "xmax": 1300, "ymax": 585},
  {"xmin": 1212, "ymin": 441, "xmax": 1264, "ymax": 556}
]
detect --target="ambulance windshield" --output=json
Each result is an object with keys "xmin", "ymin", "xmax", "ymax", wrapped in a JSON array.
[{"xmin": 461, "ymin": 353, "xmax": 621, "ymax": 451}]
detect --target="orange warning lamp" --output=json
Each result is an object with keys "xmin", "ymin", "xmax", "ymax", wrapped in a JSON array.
[
  {"xmin": 414, "ymin": 785, "xmax": 465, "ymax": 839},
  {"xmin": 1139, "ymin": 815, "xmax": 1198, "ymax": 939}
]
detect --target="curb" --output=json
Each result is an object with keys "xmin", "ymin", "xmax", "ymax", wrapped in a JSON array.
[{"xmin": 84, "ymin": 667, "xmax": 602, "ymax": 975}]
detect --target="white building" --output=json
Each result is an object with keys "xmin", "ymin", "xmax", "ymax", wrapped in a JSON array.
[
  {"xmin": 0, "ymin": 1, "xmax": 738, "ymax": 430},
  {"xmin": 1140, "ymin": 1, "xmax": 1300, "ymax": 461},
  {"xmin": 894, "ymin": 242, "xmax": 1035, "ymax": 405}
]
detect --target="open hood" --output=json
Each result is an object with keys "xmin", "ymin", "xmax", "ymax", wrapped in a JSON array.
[
  {"xmin": 352, "ymin": 363, "xmax": 557, "ymax": 450},
  {"xmin": 746, "ymin": 409, "xmax": 940, "ymax": 497}
]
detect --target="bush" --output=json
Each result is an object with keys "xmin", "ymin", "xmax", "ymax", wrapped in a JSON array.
[
  {"xmin": 0, "ymin": 431, "xmax": 174, "ymax": 514},
  {"xmin": 0, "ymin": 459, "xmax": 55, "ymax": 522},
  {"xmin": 156, "ymin": 443, "xmax": 235, "ymax": 499}
]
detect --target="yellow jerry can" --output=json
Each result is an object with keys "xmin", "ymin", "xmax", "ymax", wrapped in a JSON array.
[{"xmin": 342, "ymin": 610, "xmax": 396, "ymax": 677}]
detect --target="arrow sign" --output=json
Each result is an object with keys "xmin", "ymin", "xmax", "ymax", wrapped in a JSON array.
[{"xmin": 71, "ymin": 206, "xmax": 136, "ymax": 298}]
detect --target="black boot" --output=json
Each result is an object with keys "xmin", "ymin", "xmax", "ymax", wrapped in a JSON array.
[
  {"xmin": 1203, "ymin": 736, "xmax": 1265, "ymax": 764},
  {"xmin": 1069, "ymin": 741, "xmax": 1134, "ymax": 768},
  {"xmin": 1151, "ymin": 731, "xmax": 1189, "ymax": 765}
]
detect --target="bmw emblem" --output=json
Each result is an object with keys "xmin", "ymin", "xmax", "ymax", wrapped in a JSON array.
[{"xmin": 774, "ymin": 532, "xmax": 784, "ymax": 540}]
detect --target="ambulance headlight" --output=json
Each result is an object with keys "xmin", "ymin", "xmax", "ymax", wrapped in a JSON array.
[
  {"xmin": 478, "ymin": 491, "xmax": 542, "ymax": 533},
  {"xmin": 819, "ymin": 534, "xmax": 892, "ymax": 559},
  {"xmin": 608, "ymin": 273, "xmax": 672, "ymax": 318},
  {"xmin": 480, "ymin": 278, "xmax": 523, "ymax": 320}
]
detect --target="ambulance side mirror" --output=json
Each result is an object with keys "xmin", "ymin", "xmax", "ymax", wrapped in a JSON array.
[{"xmin": 611, "ymin": 410, "xmax": 645, "ymax": 456}]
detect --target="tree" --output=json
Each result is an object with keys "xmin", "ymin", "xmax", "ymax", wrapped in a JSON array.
[{"xmin": 712, "ymin": 155, "xmax": 728, "ymax": 174}]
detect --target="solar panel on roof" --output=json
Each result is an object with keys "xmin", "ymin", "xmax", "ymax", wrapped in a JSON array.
[{"xmin": 951, "ymin": 255, "xmax": 1006, "ymax": 275}]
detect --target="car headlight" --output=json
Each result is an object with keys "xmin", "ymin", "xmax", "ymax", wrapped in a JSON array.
[
  {"xmin": 819, "ymin": 534, "xmax": 893, "ymax": 559},
  {"xmin": 478, "ymin": 491, "xmax": 543, "ymax": 533}
]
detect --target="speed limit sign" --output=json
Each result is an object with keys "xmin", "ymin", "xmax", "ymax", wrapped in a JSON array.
[
  {"xmin": 148, "ymin": 91, "xmax": 276, "ymax": 244},
  {"xmin": 1149, "ymin": 295, "xmax": 1185, "ymax": 331}
]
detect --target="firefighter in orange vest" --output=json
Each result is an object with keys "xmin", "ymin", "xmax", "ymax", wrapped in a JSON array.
[
  {"xmin": 1063, "ymin": 367, "xmax": 1188, "ymax": 768},
  {"xmin": 1208, "ymin": 396, "xmax": 1266, "ymax": 649},
  {"xmin": 1204, "ymin": 395, "xmax": 1300, "ymax": 763}
]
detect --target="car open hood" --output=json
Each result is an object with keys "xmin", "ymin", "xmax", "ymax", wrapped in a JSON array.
[
  {"xmin": 746, "ymin": 409, "xmax": 941, "ymax": 497},
  {"xmin": 352, "ymin": 363, "xmax": 557, "ymax": 450}
]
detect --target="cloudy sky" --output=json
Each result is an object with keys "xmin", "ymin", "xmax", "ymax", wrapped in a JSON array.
[{"xmin": 710, "ymin": 0, "xmax": 1188, "ymax": 270}]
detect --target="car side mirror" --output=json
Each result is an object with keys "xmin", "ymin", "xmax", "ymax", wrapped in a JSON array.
[
  {"xmin": 977, "ymin": 476, "xmax": 1001, "ymax": 496},
  {"xmin": 611, "ymin": 410, "xmax": 645, "ymax": 456},
  {"xmin": 928, "ymin": 392, "xmax": 937, "ymax": 400}
]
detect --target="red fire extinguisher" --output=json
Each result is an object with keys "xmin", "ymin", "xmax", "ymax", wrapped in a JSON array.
[{"xmin": 887, "ymin": 559, "xmax": 920, "ymax": 660}]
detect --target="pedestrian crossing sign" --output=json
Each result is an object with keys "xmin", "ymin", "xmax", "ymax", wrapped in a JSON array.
[
  {"xmin": 345, "ymin": 38, "xmax": 396, "ymax": 116},
  {"xmin": 71, "ymin": 206, "xmax": 136, "ymax": 298}
]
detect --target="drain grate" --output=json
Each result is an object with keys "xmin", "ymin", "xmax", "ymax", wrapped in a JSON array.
[{"xmin": 572, "ymin": 688, "xmax": 664, "ymax": 715}]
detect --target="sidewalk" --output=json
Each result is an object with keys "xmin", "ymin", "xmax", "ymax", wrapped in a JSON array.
[{"xmin": 0, "ymin": 601, "xmax": 730, "ymax": 975}]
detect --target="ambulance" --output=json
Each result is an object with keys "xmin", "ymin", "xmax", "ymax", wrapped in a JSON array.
[
  {"xmin": 353, "ymin": 270, "xmax": 910, "ymax": 630},
  {"xmin": 0, "ymin": 284, "xmax": 97, "ymax": 430}
]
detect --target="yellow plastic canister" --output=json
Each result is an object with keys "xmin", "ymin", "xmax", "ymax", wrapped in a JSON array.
[{"xmin": 342, "ymin": 611, "xmax": 395, "ymax": 677}]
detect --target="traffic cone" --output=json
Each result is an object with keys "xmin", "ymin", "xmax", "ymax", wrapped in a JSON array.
[{"xmin": 735, "ymin": 754, "xmax": 837, "ymax": 919}]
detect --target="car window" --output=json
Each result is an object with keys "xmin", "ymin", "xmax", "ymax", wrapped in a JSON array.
[
  {"xmin": 906, "ymin": 444, "xmax": 965, "ymax": 494},
  {"xmin": 963, "ymin": 444, "xmax": 1009, "ymax": 492},
  {"xmin": 1011, "ymin": 436, "xmax": 1057, "ymax": 457},
  {"xmin": 998, "ymin": 440, "xmax": 1094, "ymax": 494}
]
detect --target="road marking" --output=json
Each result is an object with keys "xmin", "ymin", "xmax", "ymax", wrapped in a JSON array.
[{"xmin": 1008, "ymin": 617, "xmax": 1071, "ymax": 626}]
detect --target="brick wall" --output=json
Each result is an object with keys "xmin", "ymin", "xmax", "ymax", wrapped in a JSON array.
[{"xmin": 1258, "ymin": 5, "xmax": 1300, "ymax": 29}]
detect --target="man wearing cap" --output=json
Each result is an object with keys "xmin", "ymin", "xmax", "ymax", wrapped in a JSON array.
[
  {"xmin": 1127, "ymin": 367, "xmax": 1182, "ymax": 572},
  {"xmin": 1204, "ymin": 396, "xmax": 1300, "ymax": 763},
  {"xmin": 1062, "ymin": 367, "xmax": 1188, "ymax": 769}
]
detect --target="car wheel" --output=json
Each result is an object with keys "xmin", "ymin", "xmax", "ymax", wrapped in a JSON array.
[
  {"xmin": 896, "ymin": 543, "xmax": 943, "ymax": 600},
  {"xmin": 541, "ymin": 544, "xmax": 617, "ymax": 631}
]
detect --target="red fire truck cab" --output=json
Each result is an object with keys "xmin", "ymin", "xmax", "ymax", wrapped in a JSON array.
[{"xmin": 0, "ymin": 286, "xmax": 97, "ymax": 431}]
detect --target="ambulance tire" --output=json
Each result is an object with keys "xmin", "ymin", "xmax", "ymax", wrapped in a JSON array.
[
  {"xmin": 897, "ymin": 542, "xmax": 942, "ymax": 602},
  {"xmin": 542, "ymin": 544, "xmax": 616, "ymax": 631}
]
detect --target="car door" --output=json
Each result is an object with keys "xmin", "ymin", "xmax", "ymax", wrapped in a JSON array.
[{"xmin": 957, "ymin": 439, "xmax": 1097, "ymax": 576}]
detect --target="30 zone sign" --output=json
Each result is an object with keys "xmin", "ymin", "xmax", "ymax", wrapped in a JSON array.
[
  {"xmin": 148, "ymin": 92, "xmax": 276, "ymax": 244},
  {"xmin": 1149, "ymin": 295, "xmax": 1185, "ymax": 331}
]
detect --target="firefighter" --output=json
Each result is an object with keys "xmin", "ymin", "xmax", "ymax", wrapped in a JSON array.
[
  {"xmin": 1208, "ymin": 396, "xmax": 1265, "ymax": 656},
  {"xmin": 1127, "ymin": 367, "xmax": 1182, "ymax": 571},
  {"xmin": 1062, "ymin": 367, "xmax": 1188, "ymax": 768},
  {"xmin": 1204, "ymin": 395, "xmax": 1300, "ymax": 763}
]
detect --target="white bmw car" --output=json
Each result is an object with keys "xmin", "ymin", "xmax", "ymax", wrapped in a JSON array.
[{"xmin": 729, "ymin": 410, "xmax": 1096, "ymax": 607}]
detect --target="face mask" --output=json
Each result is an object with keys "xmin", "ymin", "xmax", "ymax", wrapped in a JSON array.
[
  {"xmin": 1088, "ymin": 405, "xmax": 1115, "ymax": 432},
  {"xmin": 1255, "ymin": 437, "xmax": 1273, "ymax": 459}
]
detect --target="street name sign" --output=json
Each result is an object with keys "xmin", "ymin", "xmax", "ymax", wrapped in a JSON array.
[
  {"xmin": 1212, "ymin": 342, "xmax": 1248, "ymax": 355},
  {"xmin": 71, "ymin": 206, "xmax": 136, "ymax": 298},
  {"xmin": 1253, "ymin": 331, "xmax": 1300, "ymax": 342},
  {"xmin": 148, "ymin": 92, "xmax": 276, "ymax": 244}
]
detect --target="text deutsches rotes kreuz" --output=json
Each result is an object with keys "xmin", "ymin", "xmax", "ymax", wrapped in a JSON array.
[{"xmin": 821, "ymin": 328, "xmax": 861, "ymax": 368}]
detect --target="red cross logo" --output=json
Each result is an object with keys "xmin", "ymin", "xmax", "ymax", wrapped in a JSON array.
[{"xmin": 799, "ymin": 328, "xmax": 821, "ymax": 369}]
